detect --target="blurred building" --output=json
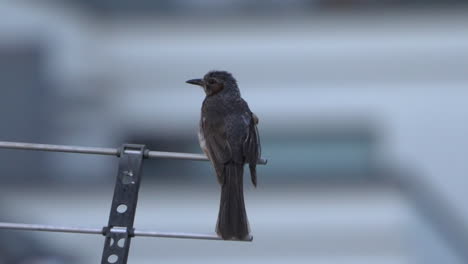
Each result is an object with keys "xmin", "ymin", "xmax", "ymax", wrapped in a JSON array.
[{"xmin": 0, "ymin": 1, "xmax": 467, "ymax": 264}]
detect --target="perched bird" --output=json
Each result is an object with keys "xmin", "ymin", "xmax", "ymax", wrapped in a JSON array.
[{"xmin": 187, "ymin": 71, "xmax": 261, "ymax": 240}]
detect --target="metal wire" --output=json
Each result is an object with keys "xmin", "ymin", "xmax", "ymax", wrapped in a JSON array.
[
  {"xmin": 0, "ymin": 141, "xmax": 117, "ymax": 156},
  {"xmin": 0, "ymin": 222, "xmax": 102, "ymax": 235},
  {"xmin": 0, "ymin": 141, "xmax": 267, "ymax": 164},
  {"xmin": 134, "ymin": 230, "xmax": 253, "ymax": 241},
  {"xmin": 0, "ymin": 222, "xmax": 252, "ymax": 242}
]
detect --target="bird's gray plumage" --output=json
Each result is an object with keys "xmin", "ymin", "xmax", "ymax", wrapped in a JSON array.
[{"xmin": 187, "ymin": 71, "xmax": 261, "ymax": 239}]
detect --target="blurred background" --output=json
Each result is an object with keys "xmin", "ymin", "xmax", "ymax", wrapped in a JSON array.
[{"xmin": 0, "ymin": 0, "xmax": 468, "ymax": 263}]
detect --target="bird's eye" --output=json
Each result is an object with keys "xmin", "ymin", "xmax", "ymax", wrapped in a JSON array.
[{"xmin": 208, "ymin": 79, "xmax": 216, "ymax": 84}]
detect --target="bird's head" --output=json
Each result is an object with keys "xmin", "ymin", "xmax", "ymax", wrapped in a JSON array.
[{"xmin": 186, "ymin": 71, "xmax": 239, "ymax": 96}]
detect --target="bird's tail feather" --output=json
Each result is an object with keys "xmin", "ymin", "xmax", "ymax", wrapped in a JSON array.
[{"xmin": 216, "ymin": 162, "xmax": 249, "ymax": 240}]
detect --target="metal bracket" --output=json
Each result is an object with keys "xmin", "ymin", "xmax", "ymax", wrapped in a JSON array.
[{"xmin": 101, "ymin": 144, "xmax": 146, "ymax": 264}]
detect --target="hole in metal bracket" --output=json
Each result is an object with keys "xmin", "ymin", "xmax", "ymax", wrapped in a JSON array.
[
  {"xmin": 116, "ymin": 204, "xmax": 127, "ymax": 213},
  {"xmin": 110, "ymin": 226, "xmax": 127, "ymax": 234},
  {"xmin": 124, "ymin": 149, "xmax": 141, "ymax": 155},
  {"xmin": 108, "ymin": 254, "xmax": 118, "ymax": 263},
  {"xmin": 117, "ymin": 238, "xmax": 125, "ymax": 248}
]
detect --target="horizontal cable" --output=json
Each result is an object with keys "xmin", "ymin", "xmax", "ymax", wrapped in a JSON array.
[
  {"xmin": 134, "ymin": 230, "xmax": 253, "ymax": 241},
  {"xmin": 0, "ymin": 222, "xmax": 102, "ymax": 235},
  {"xmin": 0, "ymin": 222, "xmax": 253, "ymax": 242},
  {"xmin": 0, "ymin": 141, "xmax": 267, "ymax": 165},
  {"xmin": 0, "ymin": 141, "xmax": 117, "ymax": 156}
]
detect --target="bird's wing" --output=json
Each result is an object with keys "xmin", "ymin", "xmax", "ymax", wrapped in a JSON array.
[
  {"xmin": 243, "ymin": 111, "xmax": 261, "ymax": 187},
  {"xmin": 202, "ymin": 117, "xmax": 232, "ymax": 185}
]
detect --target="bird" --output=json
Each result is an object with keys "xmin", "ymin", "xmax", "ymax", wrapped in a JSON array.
[{"xmin": 186, "ymin": 71, "xmax": 261, "ymax": 240}]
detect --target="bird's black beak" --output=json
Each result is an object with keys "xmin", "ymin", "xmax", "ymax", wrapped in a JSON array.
[{"xmin": 186, "ymin": 78, "xmax": 204, "ymax": 87}]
